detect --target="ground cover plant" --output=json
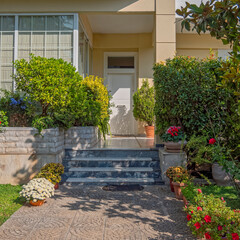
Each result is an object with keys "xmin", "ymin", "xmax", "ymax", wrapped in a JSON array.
[{"xmin": 0, "ymin": 184, "xmax": 25, "ymax": 226}]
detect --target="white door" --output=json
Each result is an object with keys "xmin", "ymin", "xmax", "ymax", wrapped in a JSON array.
[{"xmin": 104, "ymin": 53, "xmax": 137, "ymax": 135}]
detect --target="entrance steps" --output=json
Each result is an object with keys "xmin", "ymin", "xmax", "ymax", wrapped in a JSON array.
[{"xmin": 62, "ymin": 149, "xmax": 164, "ymax": 185}]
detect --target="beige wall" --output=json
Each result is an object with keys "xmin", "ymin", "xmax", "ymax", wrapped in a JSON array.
[
  {"xmin": 176, "ymin": 33, "xmax": 229, "ymax": 58},
  {"xmin": 0, "ymin": 0, "xmax": 155, "ymax": 13},
  {"xmin": 92, "ymin": 33, "xmax": 154, "ymax": 79}
]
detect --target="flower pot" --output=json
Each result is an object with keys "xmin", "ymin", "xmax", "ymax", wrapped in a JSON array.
[
  {"xmin": 54, "ymin": 183, "xmax": 59, "ymax": 190},
  {"xmin": 169, "ymin": 179, "xmax": 174, "ymax": 192},
  {"xmin": 172, "ymin": 182, "xmax": 185, "ymax": 199},
  {"xmin": 145, "ymin": 126, "xmax": 154, "ymax": 138},
  {"xmin": 29, "ymin": 199, "xmax": 45, "ymax": 206},
  {"xmin": 212, "ymin": 163, "xmax": 231, "ymax": 186},
  {"xmin": 164, "ymin": 141, "xmax": 186, "ymax": 153}
]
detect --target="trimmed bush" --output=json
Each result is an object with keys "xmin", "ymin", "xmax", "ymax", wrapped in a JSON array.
[
  {"xmin": 133, "ymin": 79, "xmax": 154, "ymax": 126},
  {"xmin": 153, "ymin": 56, "xmax": 226, "ymax": 137}
]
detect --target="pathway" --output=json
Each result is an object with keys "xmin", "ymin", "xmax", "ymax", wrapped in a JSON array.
[{"xmin": 0, "ymin": 185, "xmax": 194, "ymax": 240}]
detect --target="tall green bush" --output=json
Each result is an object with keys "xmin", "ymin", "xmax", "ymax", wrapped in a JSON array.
[
  {"xmin": 153, "ymin": 56, "xmax": 226, "ymax": 137},
  {"xmin": 133, "ymin": 79, "xmax": 155, "ymax": 126}
]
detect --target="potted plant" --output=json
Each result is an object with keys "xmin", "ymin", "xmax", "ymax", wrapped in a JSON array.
[
  {"xmin": 19, "ymin": 178, "xmax": 55, "ymax": 206},
  {"xmin": 35, "ymin": 163, "xmax": 64, "ymax": 189},
  {"xmin": 160, "ymin": 126, "xmax": 186, "ymax": 152},
  {"xmin": 133, "ymin": 79, "xmax": 155, "ymax": 138},
  {"xmin": 172, "ymin": 169, "xmax": 191, "ymax": 199},
  {"xmin": 166, "ymin": 166, "xmax": 186, "ymax": 192}
]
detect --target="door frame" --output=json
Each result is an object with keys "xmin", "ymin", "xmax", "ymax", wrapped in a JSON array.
[{"xmin": 104, "ymin": 52, "xmax": 138, "ymax": 135}]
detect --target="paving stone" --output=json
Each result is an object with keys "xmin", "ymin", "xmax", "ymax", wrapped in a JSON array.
[{"xmin": 0, "ymin": 186, "xmax": 195, "ymax": 240}]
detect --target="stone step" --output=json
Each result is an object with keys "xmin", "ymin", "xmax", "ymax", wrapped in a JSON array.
[
  {"xmin": 65, "ymin": 170, "xmax": 161, "ymax": 179},
  {"xmin": 68, "ymin": 167, "xmax": 153, "ymax": 172},
  {"xmin": 66, "ymin": 177, "xmax": 157, "ymax": 185},
  {"xmin": 67, "ymin": 157, "xmax": 153, "ymax": 161},
  {"xmin": 63, "ymin": 158, "xmax": 159, "ymax": 168},
  {"xmin": 65, "ymin": 149, "xmax": 159, "ymax": 160}
]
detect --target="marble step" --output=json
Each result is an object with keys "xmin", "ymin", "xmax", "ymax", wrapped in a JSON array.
[
  {"xmin": 63, "ymin": 157, "xmax": 160, "ymax": 168},
  {"xmin": 65, "ymin": 149, "xmax": 159, "ymax": 160},
  {"xmin": 66, "ymin": 177, "xmax": 156, "ymax": 184},
  {"xmin": 65, "ymin": 170, "xmax": 161, "ymax": 179},
  {"xmin": 68, "ymin": 167, "xmax": 153, "ymax": 172},
  {"xmin": 68, "ymin": 157, "xmax": 153, "ymax": 161}
]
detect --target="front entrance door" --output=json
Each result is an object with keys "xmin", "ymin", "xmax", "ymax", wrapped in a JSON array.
[{"xmin": 104, "ymin": 53, "xmax": 137, "ymax": 135}]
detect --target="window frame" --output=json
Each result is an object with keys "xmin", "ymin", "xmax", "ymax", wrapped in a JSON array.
[{"xmin": 0, "ymin": 13, "xmax": 78, "ymax": 91}]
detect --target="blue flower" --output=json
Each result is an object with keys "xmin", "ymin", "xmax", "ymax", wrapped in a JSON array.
[
  {"xmin": 20, "ymin": 105, "xmax": 26, "ymax": 110},
  {"xmin": 10, "ymin": 98, "xmax": 18, "ymax": 106}
]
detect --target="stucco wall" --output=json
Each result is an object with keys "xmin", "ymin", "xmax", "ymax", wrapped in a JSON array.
[
  {"xmin": 176, "ymin": 33, "xmax": 230, "ymax": 58},
  {"xmin": 0, "ymin": 0, "xmax": 155, "ymax": 13}
]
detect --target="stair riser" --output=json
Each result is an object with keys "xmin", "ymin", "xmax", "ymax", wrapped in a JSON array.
[
  {"xmin": 65, "ymin": 149, "xmax": 159, "ymax": 159},
  {"xmin": 63, "ymin": 160, "xmax": 160, "ymax": 168},
  {"xmin": 64, "ymin": 182, "xmax": 163, "ymax": 186},
  {"xmin": 64, "ymin": 171, "xmax": 161, "ymax": 179}
]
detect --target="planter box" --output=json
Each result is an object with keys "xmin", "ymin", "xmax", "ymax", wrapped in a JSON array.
[
  {"xmin": 158, "ymin": 148, "xmax": 187, "ymax": 184},
  {"xmin": 0, "ymin": 127, "xmax": 64, "ymax": 185},
  {"xmin": 64, "ymin": 126, "xmax": 99, "ymax": 150}
]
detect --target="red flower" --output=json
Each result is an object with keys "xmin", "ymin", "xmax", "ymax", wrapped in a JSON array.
[
  {"xmin": 232, "ymin": 233, "xmax": 239, "ymax": 240},
  {"xmin": 194, "ymin": 222, "xmax": 201, "ymax": 229},
  {"xmin": 187, "ymin": 214, "xmax": 192, "ymax": 221},
  {"xmin": 175, "ymin": 133, "xmax": 178, "ymax": 136},
  {"xmin": 204, "ymin": 215, "xmax": 211, "ymax": 223},
  {"xmin": 209, "ymin": 138, "xmax": 216, "ymax": 144},
  {"xmin": 205, "ymin": 232, "xmax": 211, "ymax": 239},
  {"xmin": 218, "ymin": 225, "xmax": 223, "ymax": 231},
  {"xmin": 197, "ymin": 189, "xmax": 202, "ymax": 194},
  {"xmin": 191, "ymin": 211, "xmax": 193, "ymax": 214},
  {"xmin": 197, "ymin": 207, "xmax": 202, "ymax": 211}
]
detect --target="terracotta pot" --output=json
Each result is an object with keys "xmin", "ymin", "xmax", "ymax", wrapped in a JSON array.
[
  {"xmin": 29, "ymin": 199, "xmax": 45, "ymax": 206},
  {"xmin": 212, "ymin": 163, "xmax": 231, "ymax": 186},
  {"xmin": 172, "ymin": 182, "xmax": 185, "ymax": 199},
  {"xmin": 54, "ymin": 183, "xmax": 59, "ymax": 190},
  {"xmin": 164, "ymin": 141, "xmax": 186, "ymax": 153},
  {"xmin": 145, "ymin": 126, "xmax": 154, "ymax": 138},
  {"xmin": 169, "ymin": 179, "xmax": 174, "ymax": 192}
]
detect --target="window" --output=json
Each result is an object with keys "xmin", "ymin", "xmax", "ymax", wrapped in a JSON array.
[
  {"xmin": 0, "ymin": 16, "xmax": 15, "ymax": 91},
  {"xmin": 108, "ymin": 57, "xmax": 134, "ymax": 69},
  {"xmin": 0, "ymin": 14, "xmax": 78, "ymax": 92}
]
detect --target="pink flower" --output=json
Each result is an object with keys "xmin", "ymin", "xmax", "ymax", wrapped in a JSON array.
[
  {"xmin": 218, "ymin": 225, "xmax": 223, "ymax": 231},
  {"xmin": 194, "ymin": 222, "xmax": 201, "ymax": 229},
  {"xmin": 209, "ymin": 138, "xmax": 216, "ymax": 144},
  {"xmin": 197, "ymin": 189, "xmax": 202, "ymax": 194},
  {"xmin": 205, "ymin": 232, "xmax": 211, "ymax": 239},
  {"xmin": 232, "ymin": 233, "xmax": 239, "ymax": 240},
  {"xmin": 204, "ymin": 215, "xmax": 211, "ymax": 223},
  {"xmin": 197, "ymin": 207, "xmax": 202, "ymax": 211}
]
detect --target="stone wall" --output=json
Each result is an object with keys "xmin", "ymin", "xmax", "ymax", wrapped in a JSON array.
[
  {"xmin": 0, "ymin": 127, "xmax": 64, "ymax": 185},
  {"xmin": 64, "ymin": 127, "xmax": 99, "ymax": 150}
]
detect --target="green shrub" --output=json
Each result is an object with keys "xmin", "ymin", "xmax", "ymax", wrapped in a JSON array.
[
  {"xmin": 153, "ymin": 56, "xmax": 226, "ymax": 136},
  {"xmin": 32, "ymin": 116, "xmax": 56, "ymax": 135},
  {"xmin": 0, "ymin": 90, "xmax": 37, "ymax": 127},
  {"xmin": 82, "ymin": 76, "xmax": 111, "ymax": 136},
  {"xmin": 13, "ymin": 54, "xmax": 82, "ymax": 116},
  {"xmin": 0, "ymin": 111, "xmax": 8, "ymax": 132},
  {"xmin": 34, "ymin": 163, "xmax": 64, "ymax": 185},
  {"xmin": 133, "ymin": 79, "xmax": 154, "ymax": 126}
]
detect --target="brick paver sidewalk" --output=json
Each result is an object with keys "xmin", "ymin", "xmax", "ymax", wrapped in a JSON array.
[{"xmin": 0, "ymin": 186, "xmax": 194, "ymax": 240}]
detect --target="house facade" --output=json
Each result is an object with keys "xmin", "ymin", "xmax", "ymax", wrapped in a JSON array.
[{"xmin": 0, "ymin": 0, "xmax": 229, "ymax": 136}]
